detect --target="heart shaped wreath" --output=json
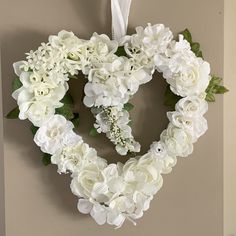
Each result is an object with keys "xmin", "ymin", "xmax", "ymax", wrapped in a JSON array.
[{"xmin": 6, "ymin": 0, "xmax": 228, "ymax": 228}]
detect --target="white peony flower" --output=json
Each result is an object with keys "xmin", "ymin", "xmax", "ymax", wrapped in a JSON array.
[
  {"xmin": 34, "ymin": 115, "xmax": 74, "ymax": 154},
  {"xmin": 160, "ymin": 123, "xmax": 193, "ymax": 157}
]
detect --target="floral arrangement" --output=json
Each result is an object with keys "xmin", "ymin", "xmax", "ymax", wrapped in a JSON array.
[{"xmin": 7, "ymin": 24, "xmax": 228, "ymax": 228}]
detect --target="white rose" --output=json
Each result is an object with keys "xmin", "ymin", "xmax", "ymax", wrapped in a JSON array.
[
  {"xmin": 167, "ymin": 57, "xmax": 211, "ymax": 97},
  {"xmin": 167, "ymin": 111, "xmax": 208, "ymax": 142},
  {"xmin": 18, "ymin": 100, "xmax": 55, "ymax": 127},
  {"xmin": 160, "ymin": 123, "xmax": 193, "ymax": 157},
  {"xmin": 123, "ymin": 154, "xmax": 163, "ymax": 196},
  {"xmin": 176, "ymin": 96, "xmax": 208, "ymax": 116},
  {"xmin": 70, "ymin": 162, "xmax": 106, "ymax": 199},
  {"xmin": 34, "ymin": 115, "xmax": 74, "ymax": 154}
]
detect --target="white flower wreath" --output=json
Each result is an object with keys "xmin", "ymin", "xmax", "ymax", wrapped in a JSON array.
[
  {"xmin": 7, "ymin": 0, "xmax": 228, "ymax": 229},
  {"xmin": 9, "ymin": 24, "xmax": 207, "ymax": 226}
]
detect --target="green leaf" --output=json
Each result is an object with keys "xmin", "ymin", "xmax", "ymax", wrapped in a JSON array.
[
  {"xmin": 124, "ymin": 103, "xmax": 134, "ymax": 111},
  {"xmin": 215, "ymin": 85, "xmax": 229, "ymax": 94},
  {"xmin": 180, "ymin": 29, "xmax": 192, "ymax": 43},
  {"xmin": 6, "ymin": 107, "xmax": 19, "ymax": 119},
  {"xmin": 180, "ymin": 29, "xmax": 203, "ymax": 58},
  {"xmin": 56, "ymin": 104, "xmax": 75, "ymax": 120},
  {"xmin": 196, "ymin": 51, "xmax": 203, "ymax": 58},
  {"xmin": 191, "ymin": 42, "xmax": 200, "ymax": 53},
  {"xmin": 205, "ymin": 93, "xmax": 215, "ymax": 102},
  {"xmin": 205, "ymin": 76, "xmax": 229, "ymax": 102},
  {"xmin": 30, "ymin": 125, "xmax": 39, "ymax": 135},
  {"xmin": 71, "ymin": 113, "xmax": 80, "ymax": 129},
  {"xmin": 60, "ymin": 93, "xmax": 74, "ymax": 106},
  {"xmin": 89, "ymin": 127, "xmax": 99, "ymax": 137},
  {"xmin": 164, "ymin": 85, "xmax": 181, "ymax": 109},
  {"xmin": 115, "ymin": 46, "xmax": 127, "ymax": 57},
  {"xmin": 12, "ymin": 77, "xmax": 22, "ymax": 91},
  {"xmin": 42, "ymin": 153, "xmax": 51, "ymax": 166}
]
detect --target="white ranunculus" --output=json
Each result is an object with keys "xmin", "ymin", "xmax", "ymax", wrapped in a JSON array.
[
  {"xmin": 34, "ymin": 115, "xmax": 74, "ymax": 154},
  {"xmin": 160, "ymin": 123, "xmax": 193, "ymax": 157},
  {"xmin": 51, "ymin": 142, "xmax": 102, "ymax": 174},
  {"xmin": 167, "ymin": 111, "xmax": 208, "ymax": 142},
  {"xmin": 18, "ymin": 100, "xmax": 55, "ymax": 127},
  {"xmin": 176, "ymin": 96, "xmax": 208, "ymax": 116}
]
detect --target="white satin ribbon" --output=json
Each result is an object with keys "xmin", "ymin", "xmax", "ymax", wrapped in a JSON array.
[{"xmin": 111, "ymin": 0, "xmax": 132, "ymax": 41}]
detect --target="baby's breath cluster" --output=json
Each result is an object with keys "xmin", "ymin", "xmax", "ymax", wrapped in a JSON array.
[{"xmin": 92, "ymin": 106, "xmax": 140, "ymax": 155}]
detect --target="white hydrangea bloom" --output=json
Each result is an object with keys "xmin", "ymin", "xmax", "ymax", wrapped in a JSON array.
[
  {"xmin": 51, "ymin": 142, "xmax": 104, "ymax": 174},
  {"xmin": 83, "ymin": 57, "xmax": 152, "ymax": 108}
]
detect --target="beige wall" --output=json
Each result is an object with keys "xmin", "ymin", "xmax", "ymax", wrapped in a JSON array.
[
  {"xmin": 224, "ymin": 0, "xmax": 236, "ymax": 235},
  {"xmin": 0, "ymin": 0, "xmax": 230, "ymax": 235}
]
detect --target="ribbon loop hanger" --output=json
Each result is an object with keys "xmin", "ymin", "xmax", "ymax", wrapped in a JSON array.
[{"xmin": 111, "ymin": 0, "xmax": 132, "ymax": 41}]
